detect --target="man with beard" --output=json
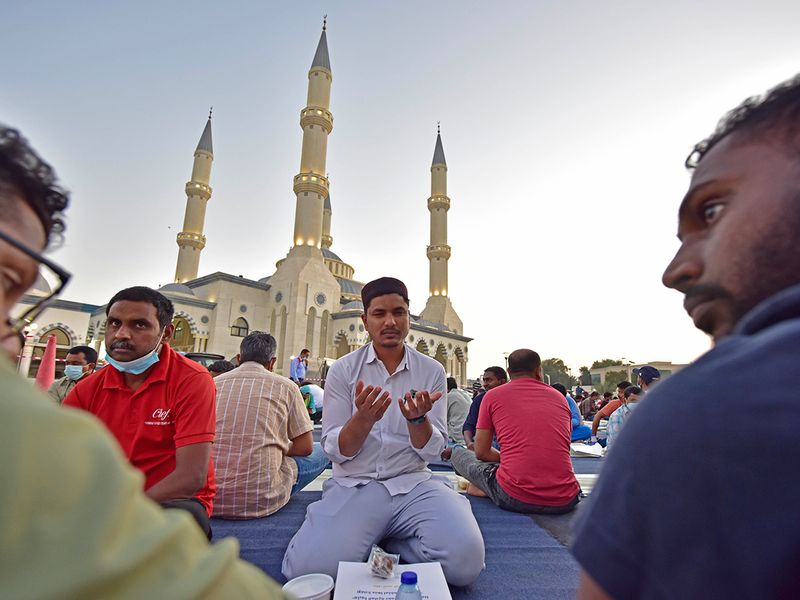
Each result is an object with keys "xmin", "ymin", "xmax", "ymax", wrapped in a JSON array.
[
  {"xmin": 282, "ymin": 277, "xmax": 485, "ymax": 586},
  {"xmin": 573, "ymin": 76, "xmax": 800, "ymax": 598},
  {"xmin": 66, "ymin": 286, "xmax": 216, "ymax": 539}
]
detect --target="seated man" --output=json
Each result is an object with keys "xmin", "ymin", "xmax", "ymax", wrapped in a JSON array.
[
  {"xmin": 552, "ymin": 383, "xmax": 591, "ymax": 441},
  {"xmin": 462, "ymin": 365, "xmax": 507, "ymax": 449},
  {"xmin": 47, "ymin": 344, "xmax": 97, "ymax": 404},
  {"xmin": 590, "ymin": 380, "xmax": 632, "ymax": 445},
  {"xmin": 213, "ymin": 332, "xmax": 328, "ymax": 518},
  {"xmin": 605, "ymin": 385, "xmax": 641, "ymax": 449},
  {"xmin": 451, "ymin": 349, "xmax": 581, "ymax": 515},
  {"xmin": 299, "ymin": 379, "xmax": 325, "ymax": 424},
  {"xmin": 208, "ymin": 359, "xmax": 235, "ymax": 378},
  {"xmin": 65, "ymin": 286, "xmax": 216, "ymax": 538},
  {"xmin": 282, "ymin": 277, "xmax": 484, "ymax": 586},
  {"xmin": 446, "ymin": 376, "xmax": 471, "ymax": 444}
]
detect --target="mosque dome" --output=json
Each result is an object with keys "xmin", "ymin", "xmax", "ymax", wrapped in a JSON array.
[
  {"xmin": 159, "ymin": 283, "xmax": 196, "ymax": 296},
  {"xmin": 340, "ymin": 300, "xmax": 364, "ymax": 311}
]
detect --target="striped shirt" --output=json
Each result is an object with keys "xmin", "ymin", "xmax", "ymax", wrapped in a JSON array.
[{"xmin": 212, "ymin": 362, "xmax": 313, "ymax": 518}]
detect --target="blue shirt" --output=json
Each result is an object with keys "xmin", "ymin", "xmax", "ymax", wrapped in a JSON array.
[
  {"xmin": 572, "ymin": 283, "xmax": 800, "ymax": 599},
  {"xmin": 289, "ymin": 357, "xmax": 306, "ymax": 382},
  {"xmin": 461, "ymin": 392, "xmax": 485, "ymax": 436},
  {"xmin": 565, "ymin": 394, "xmax": 582, "ymax": 430}
]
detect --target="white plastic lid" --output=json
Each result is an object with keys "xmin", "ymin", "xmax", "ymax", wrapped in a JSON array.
[{"xmin": 282, "ymin": 573, "xmax": 335, "ymax": 599}]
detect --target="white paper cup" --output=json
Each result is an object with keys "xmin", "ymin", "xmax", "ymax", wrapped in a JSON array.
[{"xmin": 282, "ymin": 573, "xmax": 335, "ymax": 600}]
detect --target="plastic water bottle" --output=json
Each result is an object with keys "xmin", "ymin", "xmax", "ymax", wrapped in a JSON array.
[{"xmin": 395, "ymin": 571, "xmax": 423, "ymax": 599}]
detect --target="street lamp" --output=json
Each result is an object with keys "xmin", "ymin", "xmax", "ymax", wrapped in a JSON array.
[{"xmin": 620, "ymin": 357, "xmax": 634, "ymax": 382}]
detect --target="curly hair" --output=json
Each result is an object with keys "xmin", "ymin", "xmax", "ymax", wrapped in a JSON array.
[
  {"xmin": 0, "ymin": 125, "xmax": 69, "ymax": 246},
  {"xmin": 686, "ymin": 74, "xmax": 800, "ymax": 170}
]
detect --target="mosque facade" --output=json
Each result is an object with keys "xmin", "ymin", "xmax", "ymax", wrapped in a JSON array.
[{"xmin": 14, "ymin": 24, "xmax": 471, "ymax": 384}]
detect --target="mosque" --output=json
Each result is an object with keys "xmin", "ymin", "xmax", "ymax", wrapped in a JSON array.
[{"xmin": 14, "ymin": 23, "xmax": 472, "ymax": 384}]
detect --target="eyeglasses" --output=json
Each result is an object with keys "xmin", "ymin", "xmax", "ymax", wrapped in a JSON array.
[{"xmin": 0, "ymin": 228, "xmax": 71, "ymax": 335}]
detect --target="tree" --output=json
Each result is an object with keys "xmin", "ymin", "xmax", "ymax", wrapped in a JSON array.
[
  {"xmin": 541, "ymin": 358, "xmax": 578, "ymax": 388},
  {"xmin": 579, "ymin": 366, "xmax": 592, "ymax": 386},
  {"xmin": 590, "ymin": 358, "xmax": 623, "ymax": 369},
  {"xmin": 594, "ymin": 369, "xmax": 629, "ymax": 394}
]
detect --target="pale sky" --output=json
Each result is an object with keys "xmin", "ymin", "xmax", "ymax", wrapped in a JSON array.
[{"xmin": 4, "ymin": 1, "xmax": 799, "ymax": 378}]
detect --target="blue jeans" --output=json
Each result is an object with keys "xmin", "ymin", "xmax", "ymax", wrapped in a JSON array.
[
  {"xmin": 571, "ymin": 425, "xmax": 591, "ymax": 442},
  {"xmin": 290, "ymin": 443, "xmax": 330, "ymax": 495}
]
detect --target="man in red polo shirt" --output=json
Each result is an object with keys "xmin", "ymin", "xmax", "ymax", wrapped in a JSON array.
[
  {"xmin": 65, "ymin": 286, "xmax": 216, "ymax": 537},
  {"xmin": 450, "ymin": 348, "xmax": 580, "ymax": 514}
]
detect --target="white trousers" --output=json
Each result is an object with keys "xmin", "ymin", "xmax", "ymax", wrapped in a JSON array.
[{"xmin": 282, "ymin": 477, "xmax": 485, "ymax": 586}]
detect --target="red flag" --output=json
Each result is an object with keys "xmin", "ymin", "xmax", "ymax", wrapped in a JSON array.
[{"xmin": 35, "ymin": 334, "xmax": 57, "ymax": 391}]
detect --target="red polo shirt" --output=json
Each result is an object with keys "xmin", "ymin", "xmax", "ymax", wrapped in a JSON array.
[{"xmin": 64, "ymin": 344, "xmax": 216, "ymax": 515}]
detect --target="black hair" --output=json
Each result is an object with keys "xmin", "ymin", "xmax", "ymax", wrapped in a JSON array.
[
  {"xmin": 687, "ymin": 74, "xmax": 800, "ymax": 169},
  {"xmin": 484, "ymin": 366, "xmax": 508, "ymax": 382},
  {"xmin": 0, "ymin": 125, "xmax": 69, "ymax": 246},
  {"xmin": 106, "ymin": 286, "xmax": 174, "ymax": 329},
  {"xmin": 624, "ymin": 385, "xmax": 642, "ymax": 399},
  {"xmin": 603, "ymin": 392, "xmax": 613, "ymax": 398},
  {"xmin": 300, "ymin": 348, "xmax": 310, "ymax": 354},
  {"xmin": 67, "ymin": 345, "xmax": 98, "ymax": 364},
  {"xmin": 616, "ymin": 380, "xmax": 632, "ymax": 391},
  {"xmin": 447, "ymin": 376, "xmax": 458, "ymax": 391},
  {"xmin": 551, "ymin": 382, "xmax": 567, "ymax": 396},
  {"xmin": 208, "ymin": 360, "xmax": 235, "ymax": 374},
  {"xmin": 507, "ymin": 349, "xmax": 541, "ymax": 375}
]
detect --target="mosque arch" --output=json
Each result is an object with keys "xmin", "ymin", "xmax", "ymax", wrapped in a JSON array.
[
  {"xmin": 173, "ymin": 310, "xmax": 200, "ymax": 335},
  {"xmin": 334, "ymin": 331, "xmax": 350, "ymax": 359},
  {"xmin": 415, "ymin": 339, "xmax": 430, "ymax": 356},
  {"xmin": 319, "ymin": 309, "xmax": 330, "ymax": 358},
  {"xmin": 171, "ymin": 316, "xmax": 196, "ymax": 353},
  {"xmin": 28, "ymin": 325, "xmax": 75, "ymax": 379},
  {"xmin": 305, "ymin": 306, "xmax": 317, "ymax": 351},
  {"xmin": 434, "ymin": 343, "xmax": 448, "ymax": 369},
  {"xmin": 231, "ymin": 317, "xmax": 249, "ymax": 337}
]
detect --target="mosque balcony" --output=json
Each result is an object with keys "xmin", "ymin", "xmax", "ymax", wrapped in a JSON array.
[
  {"xmin": 293, "ymin": 172, "xmax": 329, "ymax": 197},
  {"xmin": 427, "ymin": 195, "xmax": 450, "ymax": 211},
  {"xmin": 176, "ymin": 231, "xmax": 206, "ymax": 250},
  {"xmin": 426, "ymin": 244, "xmax": 451, "ymax": 259},
  {"xmin": 300, "ymin": 107, "xmax": 333, "ymax": 133},
  {"xmin": 185, "ymin": 181, "xmax": 212, "ymax": 200}
]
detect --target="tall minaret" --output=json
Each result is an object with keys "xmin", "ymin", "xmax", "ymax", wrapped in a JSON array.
[
  {"xmin": 321, "ymin": 194, "xmax": 333, "ymax": 249},
  {"xmin": 174, "ymin": 111, "xmax": 213, "ymax": 283},
  {"xmin": 269, "ymin": 20, "xmax": 340, "ymax": 375},
  {"xmin": 291, "ymin": 18, "xmax": 332, "ymax": 251},
  {"xmin": 420, "ymin": 125, "xmax": 463, "ymax": 335}
]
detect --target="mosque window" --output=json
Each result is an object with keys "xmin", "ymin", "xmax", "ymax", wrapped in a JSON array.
[
  {"xmin": 275, "ymin": 292, "xmax": 283, "ymax": 303},
  {"xmin": 201, "ymin": 315, "xmax": 209, "ymax": 324},
  {"xmin": 240, "ymin": 304, "xmax": 248, "ymax": 313},
  {"xmin": 231, "ymin": 317, "xmax": 249, "ymax": 337},
  {"xmin": 349, "ymin": 324, "xmax": 355, "ymax": 332}
]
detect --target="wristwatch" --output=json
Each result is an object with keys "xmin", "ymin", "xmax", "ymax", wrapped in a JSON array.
[{"xmin": 406, "ymin": 415, "xmax": 427, "ymax": 425}]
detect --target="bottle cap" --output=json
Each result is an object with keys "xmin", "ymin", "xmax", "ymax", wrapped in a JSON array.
[{"xmin": 400, "ymin": 571, "xmax": 418, "ymax": 585}]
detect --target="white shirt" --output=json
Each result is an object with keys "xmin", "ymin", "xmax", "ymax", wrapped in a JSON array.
[
  {"xmin": 303, "ymin": 383, "xmax": 324, "ymax": 409},
  {"xmin": 322, "ymin": 343, "xmax": 447, "ymax": 495}
]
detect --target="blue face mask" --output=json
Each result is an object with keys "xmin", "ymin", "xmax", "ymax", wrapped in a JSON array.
[
  {"xmin": 64, "ymin": 365, "xmax": 85, "ymax": 381},
  {"xmin": 106, "ymin": 332, "xmax": 164, "ymax": 375}
]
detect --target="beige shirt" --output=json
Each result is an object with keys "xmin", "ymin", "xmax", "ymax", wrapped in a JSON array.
[{"xmin": 213, "ymin": 362, "xmax": 313, "ymax": 518}]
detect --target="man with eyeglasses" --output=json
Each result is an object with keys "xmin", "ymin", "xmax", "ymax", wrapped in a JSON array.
[{"xmin": 0, "ymin": 125, "xmax": 288, "ymax": 598}]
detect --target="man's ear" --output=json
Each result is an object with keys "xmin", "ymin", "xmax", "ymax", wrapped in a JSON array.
[
  {"xmin": 236, "ymin": 353, "xmax": 241, "ymax": 365},
  {"xmin": 360, "ymin": 312, "xmax": 367, "ymax": 328},
  {"xmin": 267, "ymin": 356, "xmax": 277, "ymax": 372},
  {"xmin": 87, "ymin": 362, "xmax": 97, "ymax": 373},
  {"xmin": 161, "ymin": 323, "xmax": 175, "ymax": 343},
  {"xmin": 534, "ymin": 366, "xmax": 543, "ymax": 381}
]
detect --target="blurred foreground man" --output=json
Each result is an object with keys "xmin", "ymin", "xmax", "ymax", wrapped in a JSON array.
[
  {"xmin": 573, "ymin": 77, "xmax": 800, "ymax": 599},
  {"xmin": 0, "ymin": 125, "xmax": 287, "ymax": 598}
]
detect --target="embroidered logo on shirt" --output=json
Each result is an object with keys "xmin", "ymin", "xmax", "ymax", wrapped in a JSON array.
[{"xmin": 145, "ymin": 407, "xmax": 174, "ymax": 426}]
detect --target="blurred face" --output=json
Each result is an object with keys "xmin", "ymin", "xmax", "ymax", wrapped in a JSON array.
[
  {"xmin": 105, "ymin": 300, "xmax": 173, "ymax": 361},
  {"xmin": 662, "ymin": 134, "xmax": 800, "ymax": 340},
  {"xmin": 0, "ymin": 194, "xmax": 46, "ymax": 357},
  {"xmin": 481, "ymin": 371, "xmax": 504, "ymax": 390},
  {"xmin": 625, "ymin": 392, "xmax": 640, "ymax": 403},
  {"xmin": 616, "ymin": 386, "xmax": 627, "ymax": 399},
  {"xmin": 361, "ymin": 293, "xmax": 409, "ymax": 350}
]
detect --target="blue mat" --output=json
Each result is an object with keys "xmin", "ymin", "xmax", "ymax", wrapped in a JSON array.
[{"xmin": 212, "ymin": 491, "xmax": 579, "ymax": 599}]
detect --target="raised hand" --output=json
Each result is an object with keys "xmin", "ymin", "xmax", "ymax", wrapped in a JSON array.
[
  {"xmin": 353, "ymin": 379, "xmax": 392, "ymax": 425},
  {"xmin": 398, "ymin": 389, "xmax": 443, "ymax": 421}
]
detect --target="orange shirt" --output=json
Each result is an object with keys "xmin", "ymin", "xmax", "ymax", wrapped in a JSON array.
[
  {"xmin": 599, "ymin": 399, "xmax": 622, "ymax": 418},
  {"xmin": 65, "ymin": 344, "xmax": 216, "ymax": 515}
]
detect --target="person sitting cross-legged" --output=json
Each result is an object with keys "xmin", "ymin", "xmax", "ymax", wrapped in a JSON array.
[
  {"xmin": 604, "ymin": 385, "xmax": 641, "ymax": 450},
  {"xmin": 213, "ymin": 332, "xmax": 328, "ymax": 518},
  {"xmin": 450, "ymin": 349, "xmax": 581, "ymax": 515},
  {"xmin": 552, "ymin": 382, "xmax": 591, "ymax": 442}
]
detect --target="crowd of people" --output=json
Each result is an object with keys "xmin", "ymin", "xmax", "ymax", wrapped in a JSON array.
[{"xmin": 3, "ymin": 70, "xmax": 800, "ymax": 598}]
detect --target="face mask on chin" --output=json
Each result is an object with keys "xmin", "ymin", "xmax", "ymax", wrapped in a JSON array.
[{"xmin": 106, "ymin": 331, "xmax": 165, "ymax": 375}]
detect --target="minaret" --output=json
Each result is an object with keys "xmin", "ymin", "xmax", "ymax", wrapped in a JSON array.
[
  {"xmin": 420, "ymin": 125, "xmax": 463, "ymax": 335},
  {"xmin": 174, "ymin": 110, "xmax": 213, "ymax": 283},
  {"xmin": 268, "ymin": 19, "xmax": 341, "ymax": 375},
  {"xmin": 321, "ymin": 194, "xmax": 333, "ymax": 249},
  {"xmin": 291, "ymin": 18, "xmax": 332, "ymax": 251}
]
